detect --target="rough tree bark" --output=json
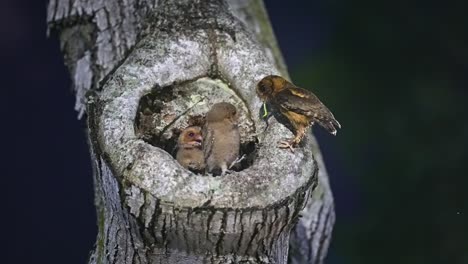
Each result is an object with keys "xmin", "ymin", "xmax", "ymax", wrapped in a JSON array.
[{"xmin": 47, "ymin": 0, "xmax": 335, "ymax": 263}]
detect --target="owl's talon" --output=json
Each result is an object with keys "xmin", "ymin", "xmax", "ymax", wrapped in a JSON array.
[
  {"xmin": 221, "ymin": 169, "xmax": 234, "ymax": 176},
  {"xmin": 278, "ymin": 139, "xmax": 295, "ymax": 153}
]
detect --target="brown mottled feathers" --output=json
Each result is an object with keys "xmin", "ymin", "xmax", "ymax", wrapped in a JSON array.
[
  {"xmin": 274, "ymin": 86, "xmax": 341, "ymax": 134},
  {"xmin": 256, "ymin": 75, "xmax": 340, "ymax": 149}
]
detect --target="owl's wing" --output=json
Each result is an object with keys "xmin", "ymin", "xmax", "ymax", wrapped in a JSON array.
[
  {"xmin": 274, "ymin": 87, "xmax": 321, "ymax": 115},
  {"xmin": 275, "ymin": 87, "xmax": 341, "ymax": 134}
]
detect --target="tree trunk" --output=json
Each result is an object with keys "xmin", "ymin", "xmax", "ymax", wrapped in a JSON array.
[{"xmin": 47, "ymin": 0, "xmax": 335, "ymax": 263}]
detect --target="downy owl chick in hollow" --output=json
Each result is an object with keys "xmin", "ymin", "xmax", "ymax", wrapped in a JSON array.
[
  {"xmin": 176, "ymin": 126, "xmax": 205, "ymax": 173},
  {"xmin": 202, "ymin": 102, "xmax": 240, "ymax": 176}
]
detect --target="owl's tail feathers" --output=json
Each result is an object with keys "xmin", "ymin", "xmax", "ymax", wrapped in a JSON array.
[{"xmin": 316, "ymin": 115, "xmax": 341, "ymax": 136}]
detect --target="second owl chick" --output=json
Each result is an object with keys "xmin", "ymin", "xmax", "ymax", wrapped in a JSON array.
[
  {"xmin": 176, "ymin": 126, "xmax": 205, "ymax": 173},
  {"xmin": 203, "ymin": 102, "xmax": 240, "ymax": 176}
]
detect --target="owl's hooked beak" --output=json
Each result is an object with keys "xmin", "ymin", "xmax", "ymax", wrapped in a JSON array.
[
  {"xmin": 186, "ymin": 134, "xmax": 203, "ymax": 148},
  {"xmin": 193, "ymin": 134, "xmax": 203, "ymax": 144}
]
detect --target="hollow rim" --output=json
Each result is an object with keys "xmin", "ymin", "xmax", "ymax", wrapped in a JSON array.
[{"xmin": 94, "ymin": 28, "xmax": 317, "ymax": 210}]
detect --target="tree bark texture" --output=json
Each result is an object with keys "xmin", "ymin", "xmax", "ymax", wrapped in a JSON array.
[{"xmin": 47, "ymin": 0, "xmax": 335, "ymax": 263}]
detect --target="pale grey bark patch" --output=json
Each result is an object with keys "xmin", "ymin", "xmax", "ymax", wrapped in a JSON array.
[
  {"xmin": 289, "ymin": 136, "xmax": 335, "ymax": 264},
  {"xmin": 48, "ymin": 0, "xmax": 158, "ymax": 119},
  {"xmin": 49, "ymin": 0, "xmax": 335, "ymax": 263},
  {"xmin": 74, "ymin": 51, "xmax": 93, "ymax": 118},
  {"xmin": 227, "ymin": 0, "xmax": 289, "ymax": 78}
]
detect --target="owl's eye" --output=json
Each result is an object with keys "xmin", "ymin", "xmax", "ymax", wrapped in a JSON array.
[
  {"xmin": 188, "ymin": 132, "xmax": 195, "ymax": 137},
  {"xmin": 258, "ymin": 84, "xmax": 266, "ymax": 92}
]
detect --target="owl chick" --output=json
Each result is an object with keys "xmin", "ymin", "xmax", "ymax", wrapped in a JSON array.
[
  {"xmin": 256, "ymin": 75, "xmax": 341, "ymax": 150},
  {"xmin": 203, "ymin": 102, "xmax": 240, "ymax": 176},
  {"xmin": 176, "ymin": 126, "xmax": 205, "ymax": 173}
]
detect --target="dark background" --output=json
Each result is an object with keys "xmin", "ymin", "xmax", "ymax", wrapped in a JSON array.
[{"xmin": 7, "ymin": 0, "xmax": 468, "ymax": 263}]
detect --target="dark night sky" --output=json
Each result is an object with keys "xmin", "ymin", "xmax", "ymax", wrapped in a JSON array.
[{"xmin": 7, "ymin": 0, "xmax": 468, "ymax": 264}]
